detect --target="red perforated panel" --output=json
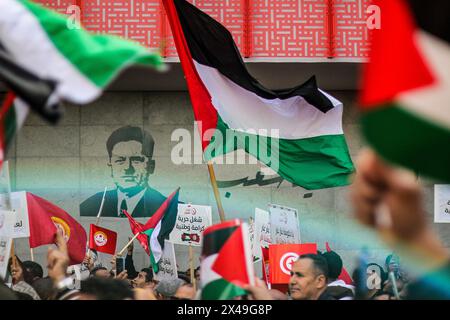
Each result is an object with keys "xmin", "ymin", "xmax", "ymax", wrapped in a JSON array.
[{"xmin": 33, "ymin": 0, "xmax": 372, "ymax": 59}]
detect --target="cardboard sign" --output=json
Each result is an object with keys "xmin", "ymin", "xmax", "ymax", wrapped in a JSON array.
[
  {"xmin": 170, "ymin": 204, "xmax": 212, "ymax": 247},
  {"xmin": 0, "ymin": 236, "xmax": 12, "ymax": 280},
  {"xmin": 269, "ymin": 243, "xmax": 317, "ymax": 284},
  {"xmin": 268, "ymin": 204, "xmax": 300, "ymax": 244},
  {"xmin": 434, "ymin": 185, "xmax": 450, "ymax": 223},
  {"xmin": 0, "ymin": 191, "xmax": 30, "ymax": 238},
  {"xmin": 153, "ymin": 240, "xmax": 178, "ymax": 282},
  {"xmin": 252, "ymin": 208, "xmax": 271, "ymax": 262}
]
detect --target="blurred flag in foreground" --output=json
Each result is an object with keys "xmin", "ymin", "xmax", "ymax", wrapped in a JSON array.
[
  {"xmin": 200, "ymin": 220, "xmax": 254, "ymax": 300},
  {"xmin": 360, "ymin": 0, "xmax": 450, "ymax": 181}
]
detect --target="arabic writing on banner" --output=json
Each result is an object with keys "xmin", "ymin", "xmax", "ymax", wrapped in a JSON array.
[
  {"xmin": 434, "ymin": 185, "xmax": 450, "ymax": 223},
  {"xmin": 252, "ymin": 208, "xmax": 271, "ymax": 262},
  {"xmin": 170, "ymin": 204, "xmax": 212, "ymax": 247},
  {"xmin": 153, "ymin": 240, "xmax": 178, "ymax": 282},
  {"xmin": 268, "ymin": 203, "xmax": 301, "ymax": 244}
]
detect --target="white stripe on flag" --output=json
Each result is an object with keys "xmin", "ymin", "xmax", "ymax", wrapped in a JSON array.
[
  {"xmin": 0, "ymin": 0, "xmax": 100, "ymax": 103},
  {"xmin": 150, "ymin": 220, "xmax": 163, "ymax": 263},
  {"xmin": 193, "ymin": 61, "xmax": 344, "ymax": 140}
]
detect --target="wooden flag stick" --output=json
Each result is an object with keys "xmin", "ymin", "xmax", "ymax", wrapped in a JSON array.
[
  {"xmin": 189, "ymin": 244, "xmax": 196, "ymax": 291},
  {"xmin": 10, "ymin": 239, "xmax": 16, "ymax": 270},
  {"xmin": 207, "ymin": 162, "xmax": 226, "ymax": 222},
  {"xmin": 118, "ymin": 233, "xmax": 140, "ymax": 257},
  {"xmin": 95, "ymin": 187, "xmax": 108, "ymax": 226},
  {"xmin": 30, "ymin": 247, "xmax": 34, "ymax": 262}
]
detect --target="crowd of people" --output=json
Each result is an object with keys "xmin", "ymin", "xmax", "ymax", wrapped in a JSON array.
[{"xmin": 1, "ymin": 149, "xmax": 450, "ymax": 300}]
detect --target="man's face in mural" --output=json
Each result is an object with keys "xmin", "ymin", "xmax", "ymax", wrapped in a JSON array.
[{"xmin": 109, "ymin": 140, "xmax": 153, "ymax": 192}]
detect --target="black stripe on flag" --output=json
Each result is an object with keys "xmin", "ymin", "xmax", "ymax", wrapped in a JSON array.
[
  {"xmin": 202, "ymin": 226, "xmax": 238, "ymax": 256},
  {"xmin": 408, "ymin": 0, "xmax": 450, "ymax": 44},
  {"xmin": 172, "ymin": 0, "xmax": 335, "ymax": 113},
  {"xmin": 0, "ymin": 43, "xmax": 62, "ymax": 124}
]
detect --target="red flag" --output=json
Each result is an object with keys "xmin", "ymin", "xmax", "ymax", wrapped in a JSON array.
[
  {"xmin": 26, "ymin": 193, "xmax": 86, "ymax": 265},
  {"xmin": 269, "ymin": 243, "xmax": 317, "ymax": 284},
  {"xmin": 325, "ymin": 242, "xmax": 354, "ymax": 285},
  {"xmin": 123, "ymin": 210, "xmax": 149, "ymax": 255},
  {"xmin": 89, "ymin": 224, "xmax": 117, "ymax": 255},
  {"xmin": 261, "ymin": 246, "xmax": 270, "ymax": 285}
]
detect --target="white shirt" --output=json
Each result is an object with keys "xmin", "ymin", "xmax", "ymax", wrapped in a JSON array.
[{"xmin": 117, "ymin": 188, "xmax": 147, "ymax": 217}]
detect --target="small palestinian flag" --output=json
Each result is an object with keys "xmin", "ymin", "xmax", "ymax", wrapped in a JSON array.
[
  {"xmin": 360, "ymin": 0, "xmax": 450, "ymax": 181},
  {"xmin": 0, "ymin": 0, "xmax": 165, "ymax": 106},
  {"xmin": 162, "ymin": 0, "xmax": 354, "ymax": 190},
  {"xmin": 200, "ymin": 220, "xmax": 254, "ymax": 300},
  {"xmin": 124, "ymin": 188, "xmax": 180, "ymax": 273}
]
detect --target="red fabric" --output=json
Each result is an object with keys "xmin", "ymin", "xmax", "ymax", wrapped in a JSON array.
[
  {"xmin": 123, "ymin": 187, "xmax": 180, "ymax": 256},
  {"xmin": 325, "ymin": 242, "xmax": 354, "ymax": 285},
  {"xmin": 269, "ymin": 243, "xmax": 317, "ymax": 284},
  {"xmin": 162, "ymin": 0, "xmax": 218, "ymax": 150},
  {"xmin": 0, "ymin": 92, "xmax": 16, "ymax": 171},
  {"xmin": 26, "ymin": 192, "xmax": 86, "ymax": 265},
  {"xmin": 212, "ymin": 222, "xmax": 251, "ymax": 287},
  {"xmin": 359, "ymin": 0, "xmax": 435, "ymax": 108},
  {"xmin": 261, "ymin": 246, "xmax": 270, "ymax": 285},
  {"xmin": 89, "ymin": 224, "xmax": 117, "ymax": 255}
]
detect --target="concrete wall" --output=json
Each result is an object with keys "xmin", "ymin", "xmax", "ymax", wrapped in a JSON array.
[{"xmin": 6, "ymin": 91, "xmax": 449, "ymax": 276}]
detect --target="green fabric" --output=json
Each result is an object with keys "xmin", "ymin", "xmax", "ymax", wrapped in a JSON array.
[
  {"xmin": 204, "ymin": 116, "xmax": 355, "ymax": 190},
  {"xmin": 21, "ymin": 0, "xmax": 164, "ymax": 88},
  {"xmin": 142, "ymin": 228, "xmax": 159, "ymax": 273},
  {"xmin": 201, "ymin": 278, "xmax": 247, "ymax": 300},
  {"xmin": 362, "ymin": 103, "xmax": 450, "ymax": 182}
]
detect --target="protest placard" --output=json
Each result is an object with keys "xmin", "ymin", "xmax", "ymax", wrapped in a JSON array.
[
  {"xmin": 0, "ymin": 191, "xmax": 30, "ymax": 238},
  {"xmin": 268, "ymin": 203, "xmax": 300, "ymax": 244},
  {"xmin": 153, "ymin": 240, "xmax": 178, "ymax": 282},
  {"xmin": 170, "ymin": 204, "xmax": 212, "ymax": 247},
  {"xmin": 0, "ymin": 210, "xmax": 15, "ymax": 279},
  {"xmin": 434, "ymin": 185, "xmax": 450, "ymax": 223},
  {"xmin": 252, "ymin": 208, "xmax": 271, "ymax": 262}
]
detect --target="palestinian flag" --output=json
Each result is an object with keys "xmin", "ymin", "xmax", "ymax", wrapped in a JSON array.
[
  {"xmin": 0, "ymin": 92, "xmax": 28, "ymax": 168},
  {"xmin": 162, "ymin": 0, "xmax": 354, "ymax": 190},
  {"xmin": 124, "ymin": 188, "xmax": 179, "ymax": 273},
  {"xmin": 200, "ymin": 220, "xmax": 254, "ymax": 300},
  {"xmin": 0, "ymin": 0, "xmax": 165, "ymax": 106},
  {"xmin": 360, "ymin": 0, "xmax": 450, "ymax": 181}
]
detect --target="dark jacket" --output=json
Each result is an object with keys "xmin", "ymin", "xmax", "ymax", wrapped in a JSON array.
[{"xmin": 80, "ymin": 187, "xmax": 167, "ymax": 218}]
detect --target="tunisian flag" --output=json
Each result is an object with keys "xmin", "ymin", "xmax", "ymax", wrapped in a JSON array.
[
  {"xmin": 89, "ymin": 225, "xmax": 117, "ymax": 255},
  {"xmin": 27, "ymin": 193, "xmax": 86, "ymax": 264}
]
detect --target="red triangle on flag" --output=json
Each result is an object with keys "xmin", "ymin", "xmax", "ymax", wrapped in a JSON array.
[{"xmin": 359, "ymin": 0, "xmax": 435, "ymax": 108}]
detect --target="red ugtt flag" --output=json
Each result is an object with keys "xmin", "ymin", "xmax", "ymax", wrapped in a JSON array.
[
  {"xmin": 269, "ymin": 243, "xmax": 317, "ymax": 284},
  {"xmin": 89, "ymin": 225, "xmax": 117, "ymax": 255},
  {"xmin": 27, "ymin": 193, "xmax": 87, "ymax": 265}
]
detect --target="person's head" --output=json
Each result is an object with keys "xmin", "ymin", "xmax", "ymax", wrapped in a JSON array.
[
  {"xmin": 289, "ymin": 254, "xmax": 329, "ymax": 300},
  {"xmin": 90, "ymin": 266, "xmax": 110, "ymax": 278},
  {"xmin": 107, "ymin": 126, "xmax": 155, "ymax": 192},
  {"xmin": 22, "ymin": 261, "xmax": 43, "ymax": 284},
  {"xmin": 79, "ymin": 277, "xmax": 134, "ymax": 300},
  {"xmin": 32, "ymin": 277, "xmax": 57, "ymax": 300},
  {"xmin": 321, "ymin": 251, "xmax": 343, "ymax": 282},
  {"xmin": 132, "ymin": 268, "xmax": 154, "ymax": 289},
  {"xmin": 178, "ymin": 271, "xmax": 191, "ymax": 284},
  {"xmin": 154, "ymin": 278, "xmax": 186, "ymax": 300},
  {"xmin": 174, "ymin": 283, "xmax": 196, "ymax": 300}
]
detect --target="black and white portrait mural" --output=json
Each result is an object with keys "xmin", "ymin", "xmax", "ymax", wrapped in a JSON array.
[{"xmin": 80, "ymin": 126, "xmax": 166, "ymax": 218}]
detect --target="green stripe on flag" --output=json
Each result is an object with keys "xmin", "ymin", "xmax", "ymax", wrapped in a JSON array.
[
  {"xmin": 362, "ymin": 103, "xmax": 450, "ymax": 182},
  {"xmin": 143, "ymin": 228, "xmax": 159, "ymax": 273},
  {"xmin": 204, "ymin": 116, "xmax": 355, "ymax": 190},
  {"xmin": 201, "ymin": 278, "xmax": 247, "ymax": 300},
  {"xmin": 20, "ymin": 0, "xmax": 164, "ymax": 88}
]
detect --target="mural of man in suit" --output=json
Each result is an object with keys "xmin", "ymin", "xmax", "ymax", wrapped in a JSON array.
[{"xmin": 80, "ymin": 126, "xmax": 166, "ymax": 218}]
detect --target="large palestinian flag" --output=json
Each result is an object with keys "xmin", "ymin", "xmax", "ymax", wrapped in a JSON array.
[
  {"xmin": 200, "ymin": 220, "xmax": 254, "ymax": 300},
  {"xmin": 124, "ymin": 188, "xmax": 180, "ymax": 272},
  {"xmin": 0, "ymin": 0, "xmax": 165, "ymax": 106},
  {"xmin": 360, "ymin": 0, "xmax": 450, "ymax": 181},
  {"xmin": 162, "ymin": 0, "xmax": 354, "ymax": 190}
]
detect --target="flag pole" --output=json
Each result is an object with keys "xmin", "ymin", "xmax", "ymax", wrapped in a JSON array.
[
  {"xmin": 30, "ymin": 247, "xmax": 34, "ymax": 262},
  {"xmin": 207, "ymin": 162, "xmax": 226, "ymax": 222},
  {"xmin": 189, "ymin": 244, "xmax": 196, "ymax": 290},
  {"xmin": 95, "ymin": 187, "xmax": 107, "ymax": 226},
  {"xmin": 118, "ymin": 232, "xmax": 140, "ymax": 257}
]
